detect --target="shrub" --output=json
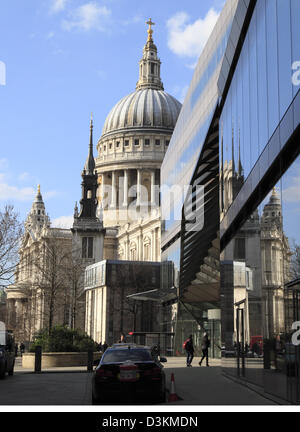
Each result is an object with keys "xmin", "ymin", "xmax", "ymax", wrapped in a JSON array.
[{"xmin": 29, "ymin": 325, "xmax": 98, "ymax": 353}]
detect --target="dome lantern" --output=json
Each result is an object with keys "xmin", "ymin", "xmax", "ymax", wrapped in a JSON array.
[{"xmin": 136, "ymin": 18, "xmax": 164, "ymax": 91}]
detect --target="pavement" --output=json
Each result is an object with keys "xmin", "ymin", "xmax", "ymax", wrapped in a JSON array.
[
  {"xmin": 162, "ymin": 357, "xmax": 276, "ymax": 405},
  {"xmin": 0, "ymin": 356, "xmax": 277, "ymax": 406}
]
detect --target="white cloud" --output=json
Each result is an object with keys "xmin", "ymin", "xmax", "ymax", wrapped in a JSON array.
[
  {"xmin": 0, "ymin": 173, "xmax": 57, "ymax": 202},
  {"xmin": 50, "ymin": 0, "xmax": 69, "ymax": 14},
  {"xmin": 0, "ymin": 181, "xmax": 35, "ymax": 202},
  {"xmin": 51, "ymin": 215, "xmax": 73, "ymax": 229},
  {"xmin": 167, "ymin": 8, "xmax": 220, "ymax": 58},
  {"xmin": 62, "ymin": 2, "xmax": 111, "ymax": 32}
]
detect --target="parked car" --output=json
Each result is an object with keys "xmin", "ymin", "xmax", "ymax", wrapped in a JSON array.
[
  {"xmin": 0, "ymin": 331, "xmax": 16, "ymax": 379},
  {"xmin": 92, "ymin": 343, "xmax": 167, "ymax": 404}
]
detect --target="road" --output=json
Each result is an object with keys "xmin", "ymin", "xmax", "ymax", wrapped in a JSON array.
[{"xmin": 0, "ymin": 357, "xmax": 276, "ymax": 406}]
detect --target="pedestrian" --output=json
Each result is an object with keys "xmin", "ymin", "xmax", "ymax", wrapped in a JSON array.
[
  {"xmin": 20, "ymin": 342, "xmax": 25, "ymax": 356},
  {"xmin": 184, "ymin": 335, "xmax": 194, "ymax": 367},
  {"xmin": 151, "ymin": 344, "xmax": 160, "ymax": 361},
  {"xmin": 199, "ymin": 332, "xmax": 210, "ymax": 367},
  {"xmin": 102, "ymin": 341, "xmax": 108, "ymax": 352},
  {"xmin": 118, "ymin": 333, "xmax": 126, "ymax": 343},
  {"xmin": 98, "ymin": 341, "xmax": 102, "ymax": 352},
  {"xmin": 15, "ymin": 343, "xmax": 18, "ymax": 357}
]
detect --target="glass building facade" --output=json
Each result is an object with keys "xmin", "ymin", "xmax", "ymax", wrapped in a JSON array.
[
  {"xmin": 161, "ymin": 0, "xmax": 300, "ymax": 403},
  {"xmin": 161, "ymin": 0, "xmax": 239, "ymax": 358}
]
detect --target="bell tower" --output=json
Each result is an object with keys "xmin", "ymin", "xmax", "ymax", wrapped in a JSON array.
[{"xmin": 72, "ymin": 115, "xmax": 105, "ymax": 263}]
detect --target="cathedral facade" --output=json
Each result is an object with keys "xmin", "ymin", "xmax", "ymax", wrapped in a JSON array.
[
  {"xmin": 96, "ymin": 20, "xmax": 181, "ymax": 263},
  {"xmin": 5, "ymin": 21, "xmax": 181, "ymax": 346}
]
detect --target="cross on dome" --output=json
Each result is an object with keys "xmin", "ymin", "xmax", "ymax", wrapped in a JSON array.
[{"xmin": 146, "ymin": 18, "xmax": 155, "ymax": 41}]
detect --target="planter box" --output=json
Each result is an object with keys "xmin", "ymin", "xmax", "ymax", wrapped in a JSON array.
[{"xmin": 22, "ymin": 352, "xmax": 102, "ymax": 368}]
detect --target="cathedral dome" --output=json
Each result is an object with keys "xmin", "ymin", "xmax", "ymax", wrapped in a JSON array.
[{"xmin": 101, "ymin": 89, "xmax": 181, "ymax": 137}]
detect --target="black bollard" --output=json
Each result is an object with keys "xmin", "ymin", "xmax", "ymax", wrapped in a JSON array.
[
  {"xmin": 35, "ymin": 345, "xmax": 42, "ymax": 373},
  {"xmin": 87, "ymin": 350, "xmax": 93, "ymax": 372}
]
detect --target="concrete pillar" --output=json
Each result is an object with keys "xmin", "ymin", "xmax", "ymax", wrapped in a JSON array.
[{"xmin": 123, "ymin": 169, "xmax": 128, "ymax": 207}]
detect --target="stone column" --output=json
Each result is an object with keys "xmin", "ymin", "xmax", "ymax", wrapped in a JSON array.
[
  {"xmin": 152, "ymin": 229, "xmax": 157, "ymax": 261},
  {"xmin": 101, "ymin": 174, "xmax": 106, "ymax": 209},
  {"xmin": 125, "ymin": 237, "xmax": 130, "ymax": 260},
  {"xmin": 111, "ymin": 171, "xmax": 117, "ymax": 208},
  {"xmin": 123, "ymin": 169, "xmax": 128, "ymax": 207},
  {"xmin": 136, "ymin": 169, "xmax": 141, "ymax": 207},
  {"xmin": 150, "ymin": 169, "xmax": 156, "ymax": 207},
  {"xmin": 139, "ymin": 234, "xmax": 143, "ymax": 261}
]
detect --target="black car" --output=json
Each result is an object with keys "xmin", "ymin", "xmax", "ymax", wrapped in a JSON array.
[
  {"xmin": 92, "ymin": 344, "xmax": 167, "ymax": 404},
  {"xmin": 0, "ymin": 331, "xmax": 15, "ymax": 379}
]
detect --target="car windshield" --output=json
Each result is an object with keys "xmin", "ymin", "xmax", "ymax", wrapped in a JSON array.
[{"xmin": 102, "ymin": 349, "xmax": 152, "ymax": 364}]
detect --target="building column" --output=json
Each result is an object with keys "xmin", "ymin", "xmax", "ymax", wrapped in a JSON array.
[
  {"xmin": 101, "ymin": 174, "xmax": 106, "ymax": 209},
  {"xmin": 125, "ymin": 237, "xmax": 130, "ymax": 260},
  {"xmin": 136, "ymin": 169, "xmax": 141, "ymax": 207},
  {"xmin": 123, "ymin": 169, "xmax": 128, "ymax": 207},
  {"xmin": 152, "ymin": 229, "xmax": 157, "ymax": 261},
  {"xmin": 111, "ymin": 171, "xmax": 117, "ymax": 208},
  {"xmin": 150, "ymin": 169, "xmax": 156, "ymax": 207},
  {"xmin": 139, "ymin": 234, "xmax": 143, "ymax": 261}
]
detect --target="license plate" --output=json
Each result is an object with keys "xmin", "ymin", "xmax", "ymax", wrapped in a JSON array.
[{"xmin": 119, "ymin": 370, "xmax": 138, "ymax": 382}]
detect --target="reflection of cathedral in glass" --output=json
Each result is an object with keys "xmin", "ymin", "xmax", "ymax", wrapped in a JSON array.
[{"xmin": 222, "ymin": 175, "xmax": 291, "ymax": 348}]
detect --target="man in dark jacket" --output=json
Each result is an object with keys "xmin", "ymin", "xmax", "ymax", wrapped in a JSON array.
[
  {"xmin": 199, "ymin": 332, "xmax": 210, "ymax": 367},
  {"xmin": 185, "ymin": 335, "xmax": 194, "ymax": 367}
]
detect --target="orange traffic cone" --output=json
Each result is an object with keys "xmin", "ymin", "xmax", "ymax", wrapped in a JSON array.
[{"xmin": 168, "ymin": 373, "xmax": 179, "ymax": 402}]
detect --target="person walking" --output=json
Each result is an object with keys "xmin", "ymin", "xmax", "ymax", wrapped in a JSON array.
[
  {"xmin": 199, "ymin": 332, "xmax": 210, "ymax": 367},
  {"xmin": 118, "ymin": 333, "xmax": 126, "ymax": 343},
  {"xmin": 102, "ymin": 341, "xmax": 108, "ymax": 352},
  {"xmin": 20, "ymin": 342, "xmax": 25, "ymax": 356},
  {"xmin": 184, "ymin": 335, "xmax": 194, "ymax": 367}
]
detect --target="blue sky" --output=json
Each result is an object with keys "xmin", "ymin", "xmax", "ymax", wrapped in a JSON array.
[
  {"xmin": 0, "ymin": 0, "xmax": 224, "ymax": 227},
  {"xmin": 0, "ymin": 0, "xmax": 299, "ymax": 245}
]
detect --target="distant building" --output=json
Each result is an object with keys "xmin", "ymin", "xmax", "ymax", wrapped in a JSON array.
[
  {"xmin": 5, "ymin": 187, "xmax": 78, "ymax": 344},
  {"xmin": 84, "ymin": 260, "xmax": 161, "ymax": 346}
]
